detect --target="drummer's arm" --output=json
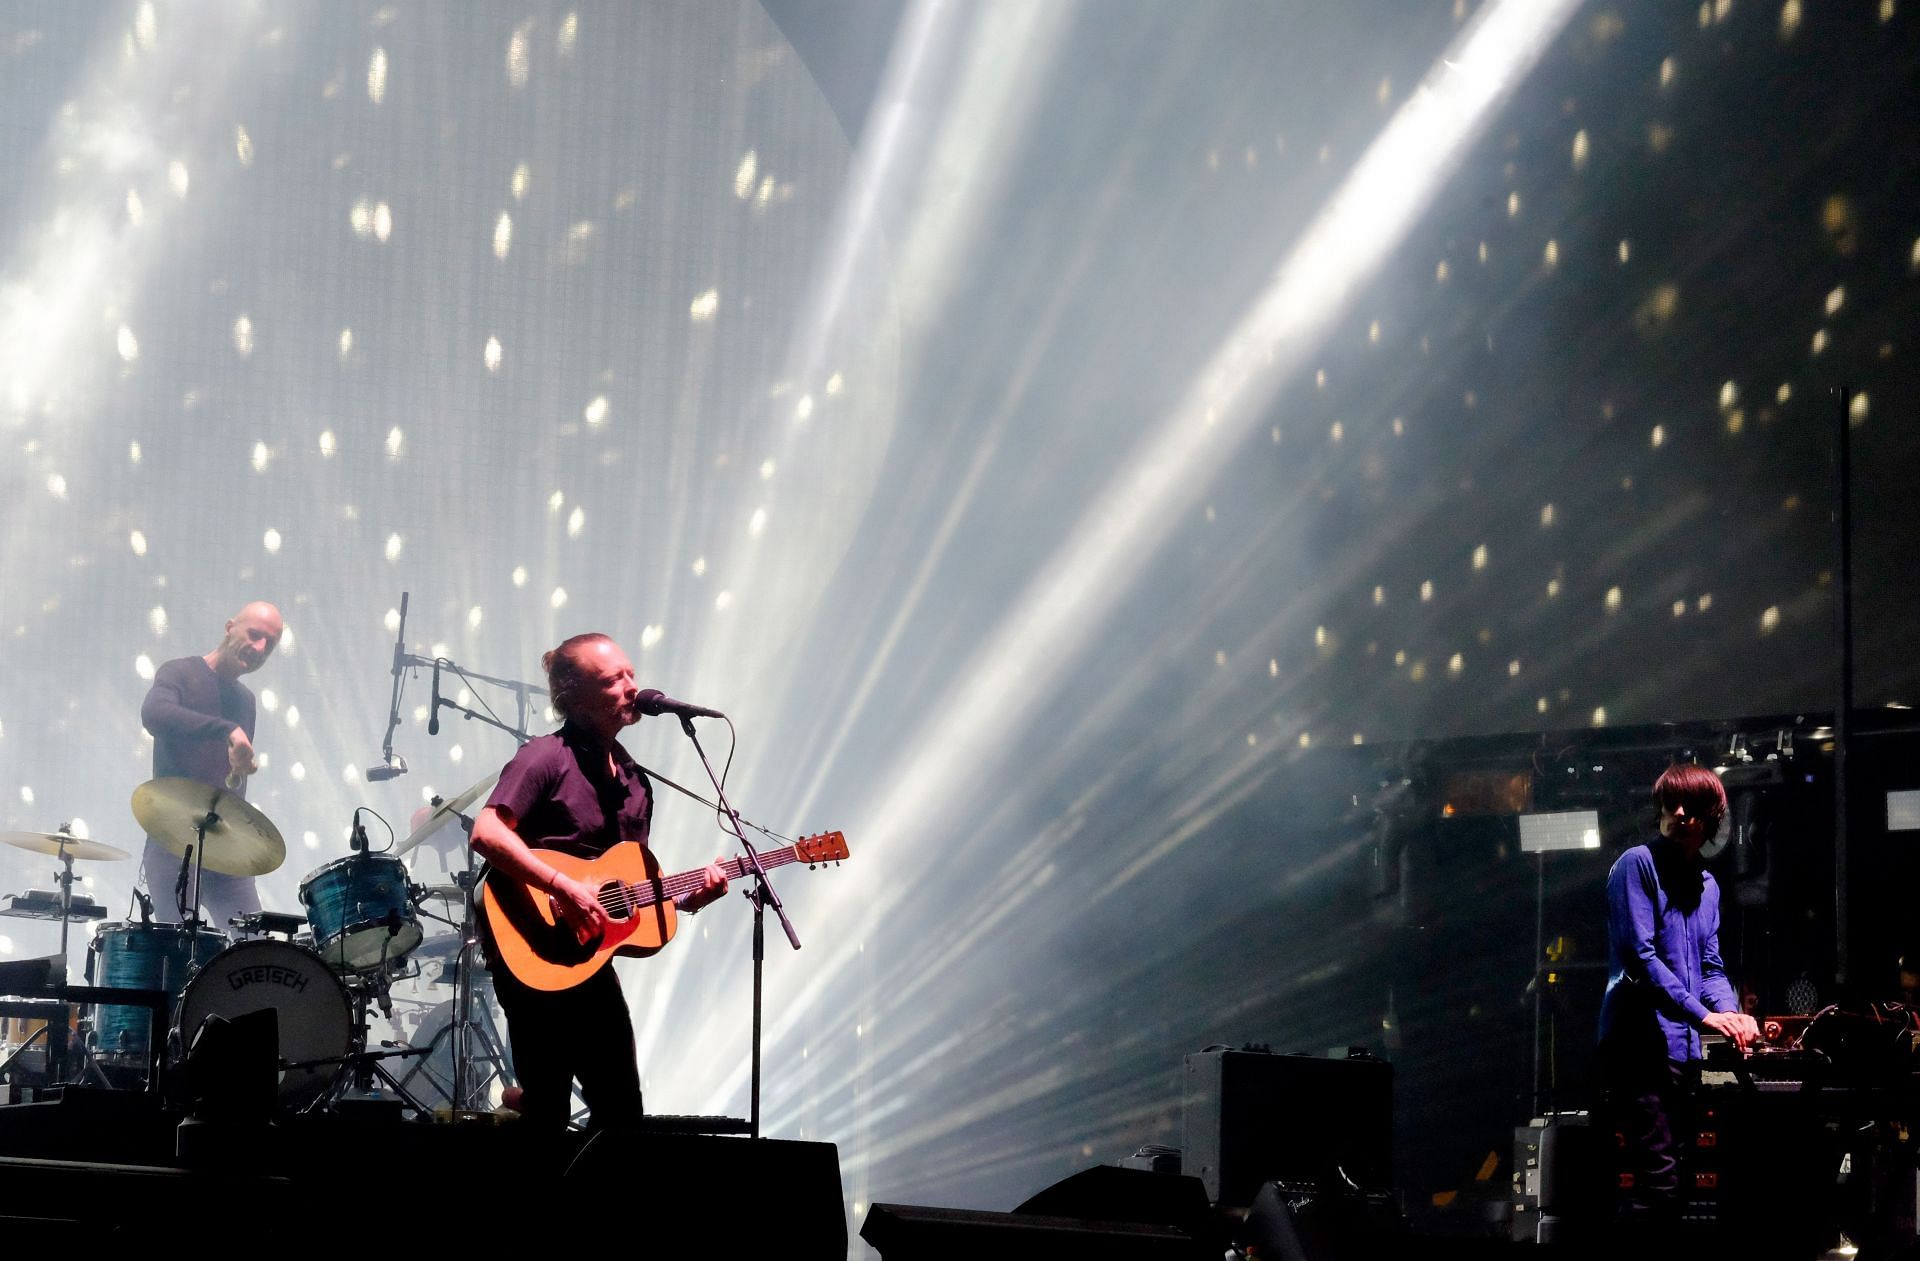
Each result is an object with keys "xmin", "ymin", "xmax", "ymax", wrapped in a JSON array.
[
  {"xmin": 470, "ymin": 807, "xmax": 610, "ymax": 936},
  {"xmin": 141, "ymin": 665, "xmax": 239, "ymax": 742}
]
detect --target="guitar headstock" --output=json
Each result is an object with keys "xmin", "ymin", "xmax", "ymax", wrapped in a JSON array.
[{"xmin": 794, "ymin": 831, "xmax": 849, "ymax": 865}]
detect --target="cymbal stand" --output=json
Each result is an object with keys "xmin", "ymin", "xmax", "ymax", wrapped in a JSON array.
[
  {"xmin": 171, "ymin": 808, "xmax": 218, "ymax": 938},
  {"xmin": 47, "ymin": 828, "xmax": 80, "ymax": 1081},
  {"xmin": 397, "ymin": 810, "xmax": 511, "ymax": 1113},
  {"xmin": 49, "ymin": 831, "xmax": 79, "ymax": 984}
]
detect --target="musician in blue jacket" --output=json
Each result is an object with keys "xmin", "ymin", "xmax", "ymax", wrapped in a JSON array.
[{"xmin": 1600, "ymin": 763, "xmax": 1759, "ymax": 1226}]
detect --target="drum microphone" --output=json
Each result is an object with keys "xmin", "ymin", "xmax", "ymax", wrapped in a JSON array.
[
  {"xmin": 635, "ymin": 688, "xmax": 725, "ymax": 720},
  {"xmin": 350, "ymin": 814, "xmax": 369, "ymax": 853},
  {"xmin": 134, "ymin": 888, "xmax": 154, "ymax": 926},
  {"xmin": 364, "ymin": 754, "xmax": 407, "ymax": 782},
  {"xmin": 175, "ymin": 848, "xmax": 193, "ymax": 919},
  {"xmin": 427, "ymin": 657, "xmax": 442, "ymax": 736}
]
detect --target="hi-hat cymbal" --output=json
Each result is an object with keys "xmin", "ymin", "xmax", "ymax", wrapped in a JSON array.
[
  {"xmin": 131, "ymin": 778, "xmax": 286, "ymax": 877},
  {"xmin": 396, "ymin": 769, "xmax": 499, "ymax": 856},
  {"xmin": 0, "ymin": 831, "xmax": 130, "ymax": 862}
]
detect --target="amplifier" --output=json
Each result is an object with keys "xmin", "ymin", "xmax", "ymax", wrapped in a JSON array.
[
  {"xmin": 1182, "ymin": 1049, "xmax": 1392, "ymax": 1207},
  {"xmin": 1511, "ymin": 1112, "xmax": 1606, "ymax": 1242}
]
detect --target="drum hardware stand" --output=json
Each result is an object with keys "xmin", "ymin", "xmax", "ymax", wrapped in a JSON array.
[
  {"xmin": 33, "ymin": 823, "xmax": 87, "ymax": 1083},
  {"xmin": 397, "ymin": 810, "xmax": 513, "ymax": 1115},
  {"xmin": 381, "ymin": 635, "xmax": 538, "ymax": 1114},
  {"xmin": 0, "ymin": 1019, "xmax": 110, "ymax": 1088},
  {"xmin": 392, "ymin": 960, "xmax": 512, "ymax": 1114},
  {"xmin": 170, "ymin": 805, "xmax": 223, "ymax": 940},
  {"xmin": 311, "ymin": 972, "xmax": 436, "ymax": 1116}
]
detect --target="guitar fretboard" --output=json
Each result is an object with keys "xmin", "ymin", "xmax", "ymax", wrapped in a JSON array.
[{"xmin": 607, "ymin": 844, "xmax": 805, "ymax": 912}]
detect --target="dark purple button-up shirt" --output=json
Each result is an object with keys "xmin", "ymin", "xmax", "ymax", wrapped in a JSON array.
[
  {"xmin": 485, "ymin": 723, "xmax": 652, "ymax": 859},
  {"xmin": 1600, "ymin": 836, "xmax": 1738, "ymax": 1063}
]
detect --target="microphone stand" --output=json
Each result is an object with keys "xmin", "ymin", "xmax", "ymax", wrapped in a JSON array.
[
  {"xmin": 375, "ymin": 591, "xmax": 410, "ymax": 771},
  {"xmin": 408, "ymin": 661, "xmax": 537, "ymax": 1114},
  {"xmin": 428, "ymin": 690, "xmax": 534, "ymax": 747},
  {"xmin": 675, "ymin": 713, "xmax": 797, "ymax": 1140}
]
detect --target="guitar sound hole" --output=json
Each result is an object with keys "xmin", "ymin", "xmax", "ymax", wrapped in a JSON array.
[{"xmin": 601, "ymin": 884, "xmax": 631, "ymax": 921}]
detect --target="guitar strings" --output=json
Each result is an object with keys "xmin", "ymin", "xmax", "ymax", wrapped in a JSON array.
[{"xmin": 586, "ymin": 848, "xmax": 800, "ymax": 914}]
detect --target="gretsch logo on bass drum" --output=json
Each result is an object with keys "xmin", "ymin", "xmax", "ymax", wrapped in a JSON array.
[{"xmin": 228, "ymin": 964, "xmax": 311, "ymax": 993}]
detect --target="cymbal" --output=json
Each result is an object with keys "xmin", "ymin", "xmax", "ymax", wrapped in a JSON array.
[
  {"xmin": 0, "ymin": 831, "xmax": 130, "ymax": 862},
  {"xmin": 131, "ymin": 778, "xmax": 286, "ymax": 877},
  {"xmin": 396, "ymin": 769, "xmax": 499, "ymax": 856}
]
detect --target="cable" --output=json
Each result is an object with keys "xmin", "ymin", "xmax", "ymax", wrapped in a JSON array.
[{"xmin": 351, "ymin": 806, "xmax": 399, "ymax": 855}]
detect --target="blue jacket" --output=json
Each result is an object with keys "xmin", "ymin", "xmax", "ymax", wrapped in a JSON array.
[{"xmin": 1599, "ymin": 837, "xmax": 1738, "ymax": 1063}]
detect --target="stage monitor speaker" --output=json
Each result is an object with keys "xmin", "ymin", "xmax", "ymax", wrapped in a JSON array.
[
  {"xmin": 182, "ymin": 1007, "xmax": 278, "ymax": 1122},
  {"xmin": 861, "ymin": 1202, "xmax": 1203, "ymax": 1259},
  {"xmin": 567, "ymin": 1133, "xmax": 846, "ymax": 1258},
  {"xmin": 1182, "ymin": 1048, "xmax": 1392, "ymax": 1207},
  {"xmin": 1014, "ymin": 1164, "xmax": 1221, "ymax": 1250}
]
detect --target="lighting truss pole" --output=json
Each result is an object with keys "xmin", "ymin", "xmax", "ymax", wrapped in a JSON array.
[{"xmin": 1832, "ymin": 386, "xmax": 1854, "ymax": 990}]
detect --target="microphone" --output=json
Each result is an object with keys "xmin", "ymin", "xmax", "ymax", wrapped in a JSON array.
[
  {"xmin": 634, "ymin": 688, "xmax": 725, "ymax": 720},
  {"xmin": 174, "ymin": 847, "xmax": 193, "ymax": 920},
  {"xmin": 134, "ymin": 888, "xmax": 154, "ymax": 926},
  {"xmin": 364, "ymin": 755, "xmax": 406, "ymax": 782},
  {"xmin": 428, "ymin": 658, "xmax": 442, "ymax": 736},
  {"xmin": 351, "ymin": 814, "xmax": 369, "ymax": 853}
]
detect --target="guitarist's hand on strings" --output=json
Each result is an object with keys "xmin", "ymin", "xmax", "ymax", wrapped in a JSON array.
[
  {"xmin": 550, "ymin": 872, "xmax": 614, "ymax": 946},
  {"xmin": 472, "ymin": 805, "xmax": 616, "ymax": 947},
  {"xmin": 677, "ymin": 859, "xmax": 729, "ymax": 914}
]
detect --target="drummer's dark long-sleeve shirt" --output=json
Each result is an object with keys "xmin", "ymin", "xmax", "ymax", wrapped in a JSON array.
[{"xmin": 141, "ymin": 655, "xmax": 255, "ymax": 794}]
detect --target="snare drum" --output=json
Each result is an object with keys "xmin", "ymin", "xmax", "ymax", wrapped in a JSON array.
[
  {"xmin": 177, "ymin": 938, "xmax": 351, "ymax": 1106},
  {"xmin": 298, "ymin": 854, "xmax": 422, "ymax": 972},
  {"xmin": 87, "ymin": 922, "xmax": 227, "ymax": 1066}
]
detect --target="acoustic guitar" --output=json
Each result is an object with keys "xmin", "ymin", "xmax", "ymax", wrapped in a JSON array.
[{"xmin": 479, "ymin": 832, "xmax": 849, "ymax": 991}]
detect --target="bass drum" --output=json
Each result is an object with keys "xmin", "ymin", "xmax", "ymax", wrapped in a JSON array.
[{"xmin": 176, "ymin": 939, "xmax": 351, "ymax": 1107}]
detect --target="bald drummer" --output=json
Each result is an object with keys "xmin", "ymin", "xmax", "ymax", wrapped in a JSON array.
[{"xmin": 137, "ymin": 601, "xmax": 284, "ymax": 931}]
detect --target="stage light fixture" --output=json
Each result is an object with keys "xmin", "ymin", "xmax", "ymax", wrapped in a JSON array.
[
  {"xmin": 1887, "ymin": 790, "xmax": 1920, "ymax": 833},
  {"xmin": 1517, "ymin": 811, "xmax": 1601, "ymax": 855}
]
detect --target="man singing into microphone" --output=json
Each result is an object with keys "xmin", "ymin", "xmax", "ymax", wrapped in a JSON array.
[
  {"xmin": 470, "ymin": 632, "xmax": 728, "ymax": 1128},
  {"xmin": 138, "ymin": 600, "xmax": 284, "ymax": 931}
]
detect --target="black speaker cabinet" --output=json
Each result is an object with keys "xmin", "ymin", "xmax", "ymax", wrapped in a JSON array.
[
  {"xmin": 861, "ymin": 1202, "xmax": 1203, "ymax": 1259},
  {"xmin": 1182, "ymin": 1049, "xmax": 1392, "ymax": 1207},
  {"xmin": 1016, "ymin": 1164, "xmax": 1222, "ymax": 1249}
]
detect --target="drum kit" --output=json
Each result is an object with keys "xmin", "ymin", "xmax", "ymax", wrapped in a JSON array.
[{"xmin": 0, "ymin": 772, "xmax": 511, "ymax": 1118}]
